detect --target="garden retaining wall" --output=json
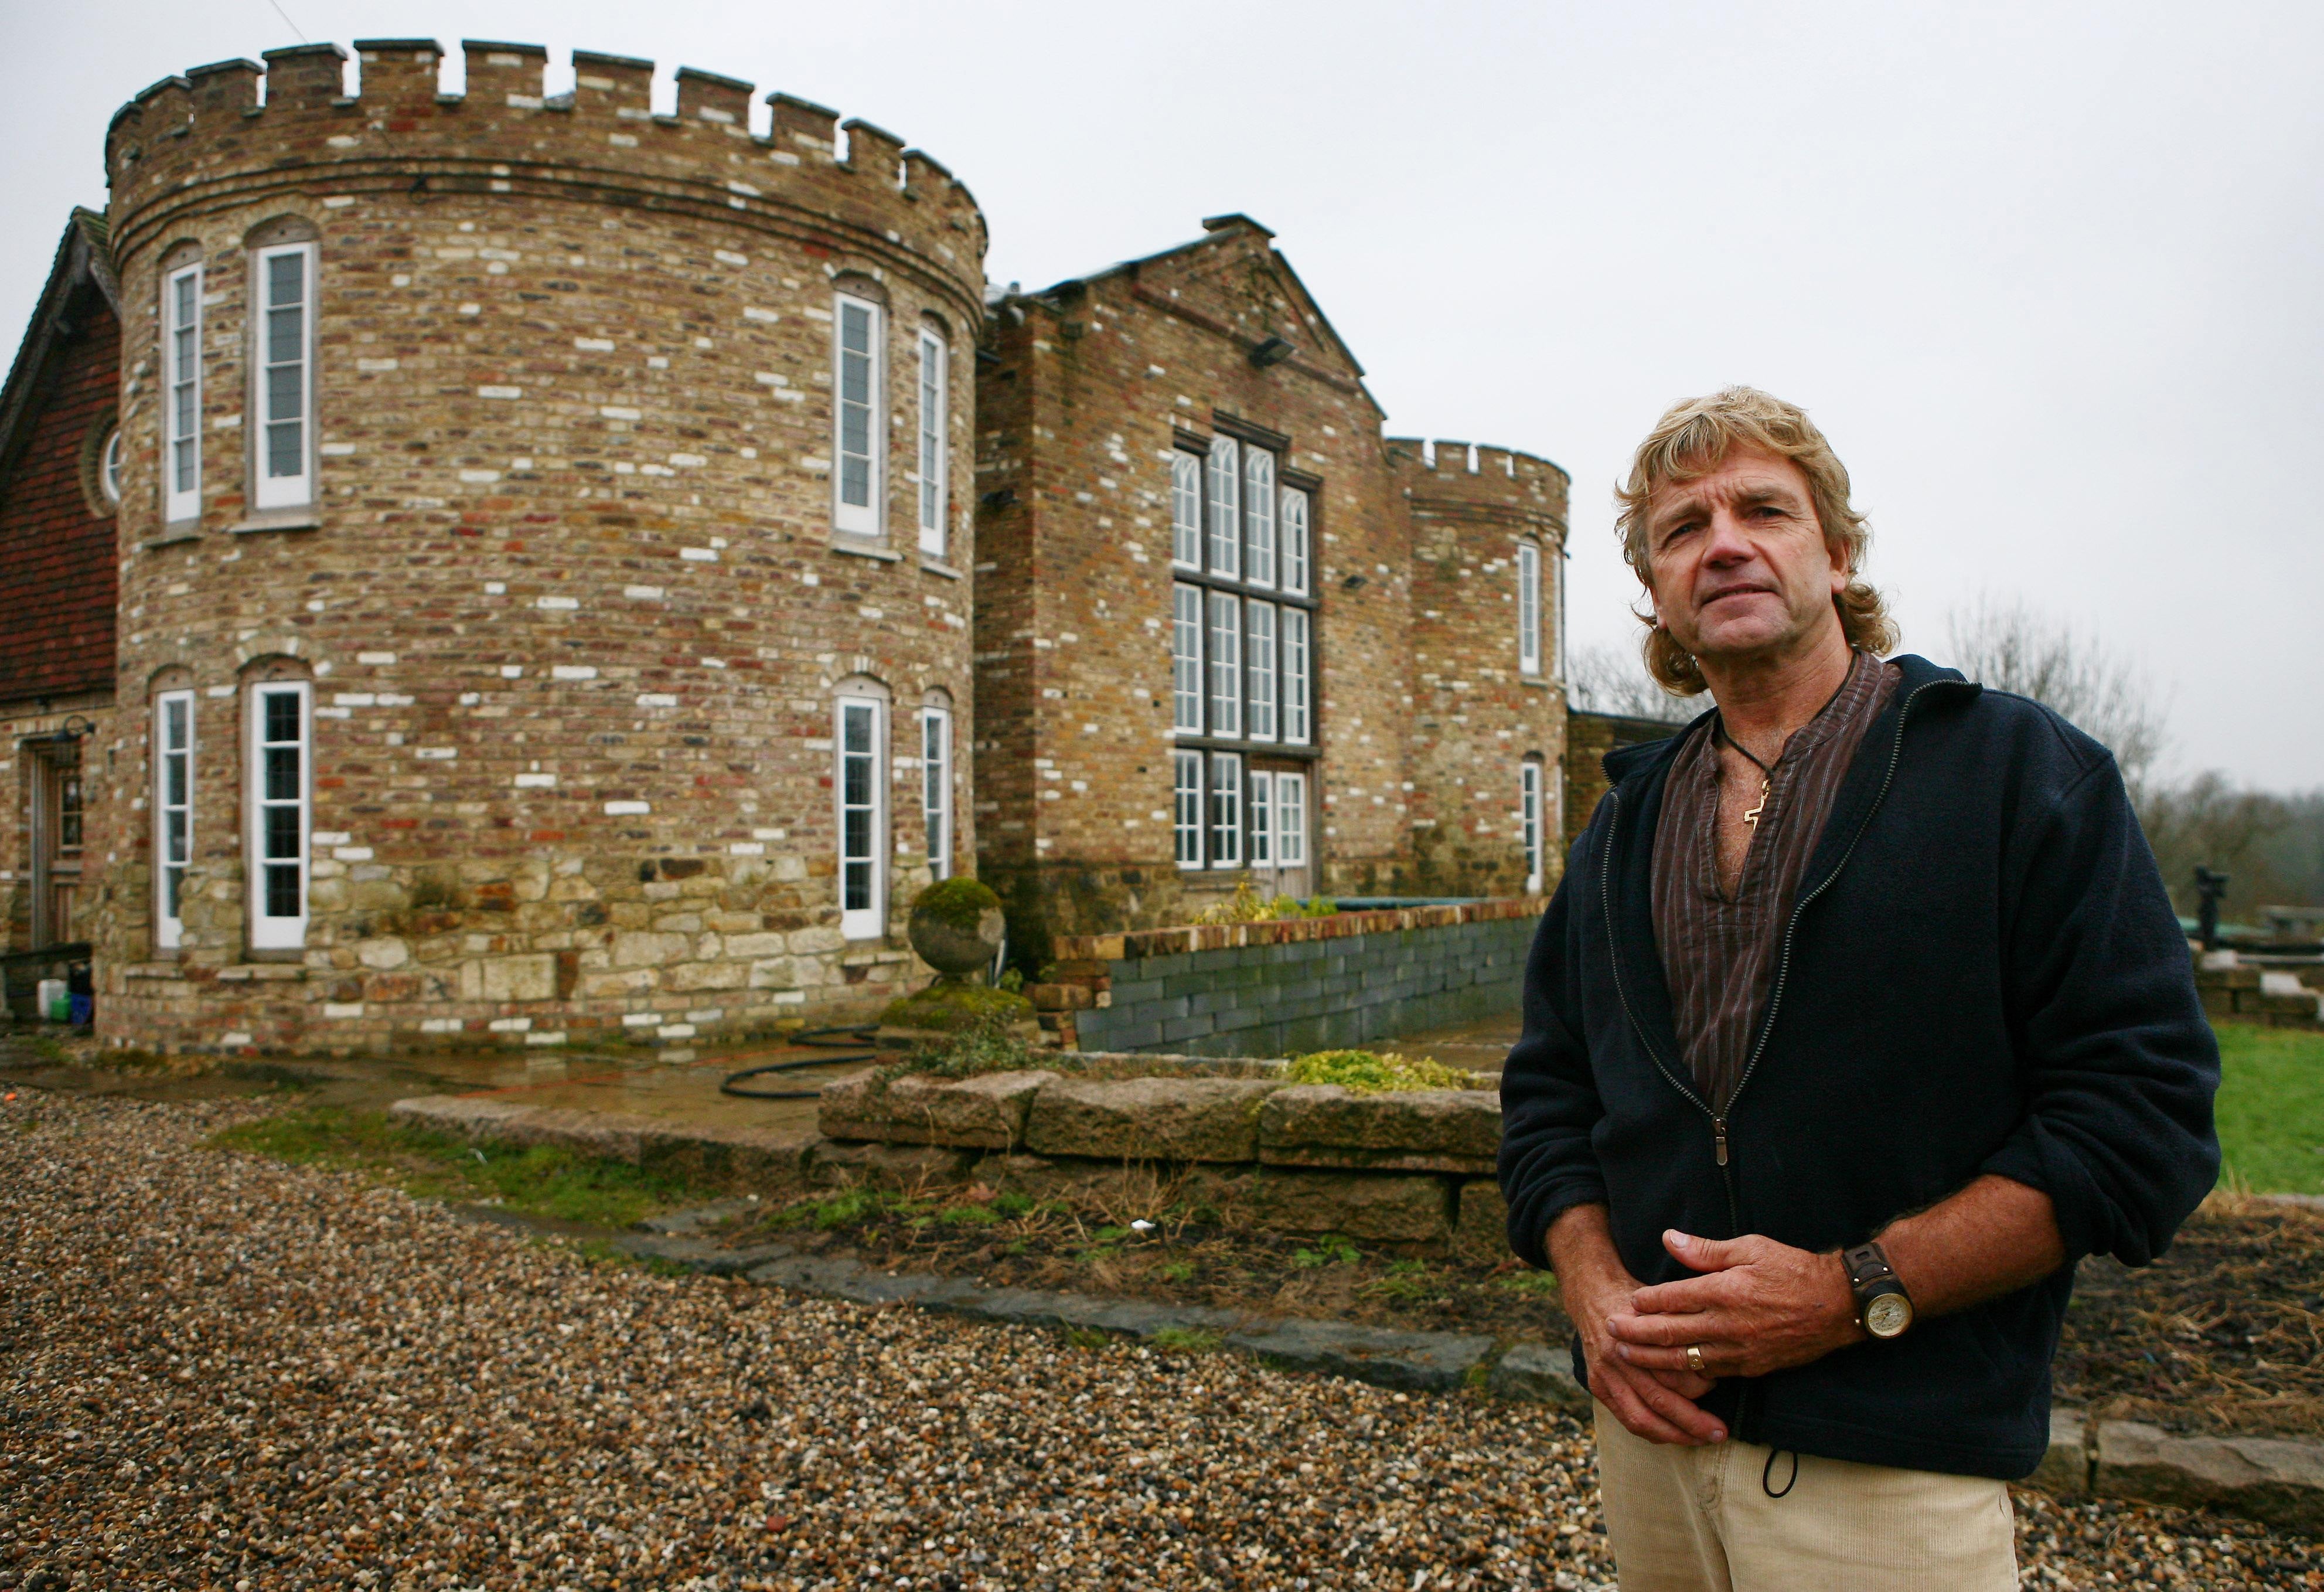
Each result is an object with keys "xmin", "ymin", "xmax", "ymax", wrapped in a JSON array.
[{"xmin": 1030, "ymin": 900, "xmax": 1539, "ymax": 1056}]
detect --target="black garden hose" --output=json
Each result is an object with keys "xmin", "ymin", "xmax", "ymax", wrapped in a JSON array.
[{"xmin": 718, "ymin": 1023, "xmax": 884, "ymax": 1100}]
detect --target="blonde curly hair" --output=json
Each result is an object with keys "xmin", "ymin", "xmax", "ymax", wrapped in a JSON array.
[{"xmin": 1616, "ymin": 386, "xmax": 1896, "ymax": 695}]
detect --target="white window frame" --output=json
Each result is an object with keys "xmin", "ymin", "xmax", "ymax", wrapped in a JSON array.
[
  {"xmin": 1518, "ymin": 540, "xmax": 1542, "ymax": 676},
  {"xmin": 100, "ymin": 427, "xmax": 123, "ymax": 506},
  {"xmin": 1280, "ymin": 486, "xmax": 1310, "ymax": 596},
  {"xmin": 832, "ymin": 293, "xmax": 884, "ymax": 538},
  {"xmin": 245, "ymin": 680, "xmax": 311, "ymax": 950},
  {"xmin": 1207, "ymin": 591, "xmax": 1242, "ymax": 738},
  {"xmin": 836, "ymin": 693, "xmax": 887, "ymax": 938},
  {"xmin": 252, "ymin": 241, "xmax": 318, "ymax": 512},
  {"xmin": 163, "ymin": 261, "xmax": 202, "ymax": 524},
  {"xmin": 1276, "ymin": 772, "xmax": 1308, "ymax": 867},
  {"xmin": 1245, "ymin": 599, "xmax": 1277, "ymax": 741},
  {"xmin": 916, "ymin": 329, "xmax": 947, "ymax": 556},
  {"xmin": 1243, "ymin": 447, "xmax": 1276, "ymax": 587},
  {"xmin": 920, "ymin": 703, "xmax": 952, "ymax": 882},
  {"xmin": 1171, "ymin": 583, "xmax": 1205, "ymax": 735},
  {"xmin": 154, "ymin": 690, "xmax": 194, "ymax": 950},
  {"xmin": 1173, "ymin": 751, "xmax": 1204, "ymax": 869},
  {"xmin": 1248, "ymin": 769, "xmax": 1274, "ymax": 866},
  {"xmin": 1209, "ymin": 752, "xmax": 1243, "ymax": 869},
  {"xmin": 1282, "ymin": 606, "xmax": 1311, "ymax": 745},
  {"xmin": 1170, "ymin": 451, "xmax": 1204, "ymax": 569},
  {"xmin": 1205, "ymin": 435, "xmax": 1241, "ymax": 579},
  {"xmin": 1521, "ymin": 759, "xmax": 1544, "ymax": 894}
]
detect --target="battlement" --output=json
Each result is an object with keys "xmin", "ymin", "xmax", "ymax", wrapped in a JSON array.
[
  {"xmin": 1387, "ymin": 437, "xmax": 1570, "ymax": 539},
  {"xmin": 103, "ymin": 40, "xmax": 985, "ymax": 297}
]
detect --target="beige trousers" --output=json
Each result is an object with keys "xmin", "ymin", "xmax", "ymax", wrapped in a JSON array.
[{"xmin": 1592, "ymin": 1401, "xmax": 2017, "ymax": 1591}]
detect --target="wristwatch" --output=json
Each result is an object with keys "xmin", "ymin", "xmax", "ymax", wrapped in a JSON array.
[{"xmin": 1842, "ymin": 1242, "xmax": 1915, "ymax": 1340}]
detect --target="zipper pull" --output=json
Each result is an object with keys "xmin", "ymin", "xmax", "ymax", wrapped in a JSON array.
[{"xmin": 1713, "ymin": 1117, "xmax": 1729, "ymax": 1166}]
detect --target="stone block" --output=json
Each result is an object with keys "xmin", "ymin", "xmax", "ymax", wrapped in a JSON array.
[
  {"xmin": 1222, "ymin": 1318, "xmax": 1494, "ymax": 1393},
  {"xmin": 2027, "ymin": 1407, "xmax": 2090, "ymax": 1498},
  {"xmin": 2093, "ymin": 1419, "xmax": 2324, "ymax": 1535},
  {"xmin": 1024, "ymin": 1075, "xmax": 1282, "ymax": 1162},
  {"xmin": 612, "ymin": 930, "xmax": 690, "ymax": 968},
  {"xmin": 639, "ymin": 1122, "xmax": 815, "ymax": 1195},
  {"xmin": 1259, "ymin": 1084, "xmax": 1500, "ymax": 1175},
  {"xmin": 819, "ymin": 1069, "xmax": 1056, "ymax": 1149},
  {"xmin": 481, "ymin": 953, "xmax": 557, "ymax": 1002},
  {"xmin": 807, "ymin": 1138, "xmax": 976, "ymax": 1190},
  {"xmin": 1175, "ymin": 1165, "xmax": 1450, "ymax": 1243},
  {"xmin": 1451, "ymin": 1179, "xmax": 1512, "ymax": 1263},
  {"xmin": 1488, "ymin": 1342, "xmax": 1591, "ymax": 1413}
]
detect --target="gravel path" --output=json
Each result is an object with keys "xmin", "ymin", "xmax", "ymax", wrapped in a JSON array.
[{"xmin": 3, "ymin": 1090, "xmax": 2318, "ymax": 1590}]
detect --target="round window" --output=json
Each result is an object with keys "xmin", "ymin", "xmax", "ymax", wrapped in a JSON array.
[{"xmin": 99, "ymin": 427, "xmax": 122, "ymax": 506}]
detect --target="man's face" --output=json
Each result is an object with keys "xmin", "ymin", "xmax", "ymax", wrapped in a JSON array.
[{"xmin": 1641, "ymin": 447, "xmax": 1848, "ymax": 668}]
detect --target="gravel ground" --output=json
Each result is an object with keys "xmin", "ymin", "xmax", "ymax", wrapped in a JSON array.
[{"xmin": 4, "ymin": 1090, "xmax": 2319, "ymax": 1590}]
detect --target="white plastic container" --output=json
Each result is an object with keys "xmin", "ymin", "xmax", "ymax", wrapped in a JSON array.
[{"xmin": 37, "ymin": 978, "xmax": 68, "ymax": 1022}]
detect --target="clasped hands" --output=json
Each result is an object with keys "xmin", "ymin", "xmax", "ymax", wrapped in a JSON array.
[{"xmin": 1583, "ymin": 1227, "xmax": 1863, "ymax": 1446}]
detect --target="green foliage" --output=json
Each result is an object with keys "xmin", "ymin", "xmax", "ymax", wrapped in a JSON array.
[
  {"xmin": 1363, "ymin": 1258, "xmax": 1445, "ymax": 1302},
  {"xmin": 1190, "ymin": 877, "xmax": 1340, "ymax": 926},
  {"xmin": 937, "ymin": 1203, "xmax": 1001, "ymax": 1227},
  {"xmin": 1283, "ymin": 1050, "xmax": 1485, "ymax": 1093},
  {"xmin": 882, "ymin": 1012, "xmax": 1052, "ymax": 1082},
  {"xmin": 1063, "ymin": 1326, "xmax": 1110, "ymax": 1350},
  {"xmin": 991, "ymin": 1189, "xmax": 1037, "ymax": 1217},
  {"xmin": 1494, "ymin": 1269, "xmax": 1563, "ymax": 1300},
  {"xmin": 995, "ymin": 965, "xmax": 1027, "ymax": 994},
  {"xmin": 2214, "ymin": 1022, "xmax": 2324, "ymax": 1195},
  {"xmin": 206, "ymin": 1106, "xmax": 708, "ymax": 1229},
  {"xmin": 1149, "ymin": 1326, "xmax": 1222, "ymax": 1353},
  {"xmin": 1290, "ymin": 1233, "xmax": 1361, "ymax": 1269},
  {"xmin": 910, "ymin": 875, "xmax": 1004, "ymax": 933},
  {"xmin": 1156, "ymin": 1258, "xmax": 1197, "ymax": 1283}
]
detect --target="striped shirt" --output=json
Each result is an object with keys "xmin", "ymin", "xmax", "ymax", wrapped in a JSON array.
[{"xmin": 1651, "ymin": 648, "xmax": 1901, "ymax": 1111}]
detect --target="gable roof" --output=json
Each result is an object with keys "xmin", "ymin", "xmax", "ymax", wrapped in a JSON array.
[
  {"xmin": 1021, "ymin": 215, "xmax": 1374, "ymax": 397},
  {"xmin": 0, "ymin": 209, "xmax": 121, "ymax": 478}
]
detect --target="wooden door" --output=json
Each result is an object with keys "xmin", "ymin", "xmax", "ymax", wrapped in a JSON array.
[{"xmin": 30, "ymin": 746, "xmax": 83, "ymax": 947}]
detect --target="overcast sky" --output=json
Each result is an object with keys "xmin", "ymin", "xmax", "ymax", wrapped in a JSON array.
[{"xmin": 8, "ymin": 1, "xmax": 2318, "ymax": 785}]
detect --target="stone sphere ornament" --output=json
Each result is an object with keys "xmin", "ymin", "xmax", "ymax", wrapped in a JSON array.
[{"xmin": 908, "ymin": 877, "xmax": 1007, "ymax": 981}]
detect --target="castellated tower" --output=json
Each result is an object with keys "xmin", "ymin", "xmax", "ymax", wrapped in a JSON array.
[
  {"xmin": 1392, "ymin": 438, "xmax": 1570, "ymax": 897},
  {"xmin": 94, "ymin": 40, "xmax": 986, "ymax": 1054}
]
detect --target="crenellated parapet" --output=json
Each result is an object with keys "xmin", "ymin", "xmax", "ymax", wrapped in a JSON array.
[
  {"xmin": 103, "ymin": 39, "xmax": 985, "ymax": 312},
  {"xmin": 1388, "ymin": 438, "xmax": 1570, "ymax": 567}
]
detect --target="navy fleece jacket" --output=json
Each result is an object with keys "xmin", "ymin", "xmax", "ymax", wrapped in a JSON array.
[{"xmin": 1497, "ymin": 654, "xmax": 2220, "ymax": 1479}]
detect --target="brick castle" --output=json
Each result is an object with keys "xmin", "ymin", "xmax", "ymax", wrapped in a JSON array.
[{"xmin": 0, "ymin": 41, "xmax": 1570, "ymax": 1054}]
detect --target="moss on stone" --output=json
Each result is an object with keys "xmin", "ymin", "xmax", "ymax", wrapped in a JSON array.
[
  {"xmin": 911, "ymin": 876, "xmax": 1003, "ymax": 934},
  {"xmin": 1283, "ymin": 1050, "xmax": 1485, "ymax": 1093},
  {"xmin": 880, "ymin": 980, "xmax": 1034, "ymax": 1034}
]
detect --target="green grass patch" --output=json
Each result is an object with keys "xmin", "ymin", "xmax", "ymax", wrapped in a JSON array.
[
  {"xmin": 1493, "ymin": 1269, "xmax": 1563, "ymax": 1300},
  {"xmin": 1283, "ymin": 1050, "xmax": 1484, "ymax": 1093},
  {"xmin": 2214, "ymin": 1022, "xmax": 2324, "ymax": 1196},
  {"xmin": 1290, "ymin": 1234, "xmax": 1362, "ymax": 1269},
  {"xmin": 207, "ymin": 1105, "xmax": 711, "ymax": 1229},
  {"xmin": 1148, "ymin": 1325, "xmax": 1223, "ymax": 1353}
]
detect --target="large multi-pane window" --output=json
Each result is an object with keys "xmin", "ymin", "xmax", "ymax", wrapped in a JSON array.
[
  {"xmin": 833, "ymin": 293, "xmax": 883, "ymax": 536},
  {"xmin": 1168, "ymin": 431, "xmax": 1320, "ymax": 867},
  {"xmin": 921, "ymin": 703, "xmax": 952, "ymax": 882},
  {"xmin": 836, "ymin": 692, "xmax": 886, "ymax": 938},
  {"xmin": 916, "ymin": 329, "xmax": 947, "ymax": 556},
  {"xmin": 154, "ymin": 691, "xmax": 193, "ymax": 950},
  {"xmin": 246, "ymin": 679, "xmax": 310, "ymax": 950},
  {"xmin": 163, "ymin": 262, "xmax": 202, "ymax": 524},
  {"xmin": 1518, "ymin": 540, "xmax": 1542, "ymax": 677},
  {"xmin": 253, "ymin": 241, "xmax": 316, "ymax": 511}
]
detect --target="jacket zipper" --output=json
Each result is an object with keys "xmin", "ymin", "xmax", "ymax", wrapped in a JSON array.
[{"xmin": 1600, "ymin": 678, "xmax": 1947, "ymax": 1440}]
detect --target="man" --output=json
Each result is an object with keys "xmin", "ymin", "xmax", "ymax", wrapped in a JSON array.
[{"xmin": 1498, "ymin": 386, "xmax": 2218, "ymax": 1588}]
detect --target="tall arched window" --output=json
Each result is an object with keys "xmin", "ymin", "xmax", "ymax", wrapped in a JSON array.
[
  {"xmin": 833, "ymin": 290, "xmax": 885, "ymax": 538},
  {"xmin": 244, "ymin": 659, "xmax": 313, "ymax": 950},
  {"xmin": 1520, "ymin": 757, "xmax": 1545, "ymax": 894},
  {"xmin": 920, "ymin": 690, "xmax": 953, "ymax": 883},
  {"xmin": 153, "ymin": 677, "xmax": 195, "ymax": 950}
]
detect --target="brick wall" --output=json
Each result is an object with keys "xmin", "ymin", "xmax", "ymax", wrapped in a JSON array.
[
  {"xmin": 0, "ymin": 297, "xmax": 118, "ymax": 708},
  {"xmin": 84, "ymin": 42, "xmax": 986, "ymax": 1054},
  {"xmin": 1045, "ymin": 900, "xmax": 1538, "ymax": 1057}
]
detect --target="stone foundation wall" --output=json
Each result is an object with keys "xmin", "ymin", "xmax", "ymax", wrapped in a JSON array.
[{"xmin": 1031, "ymin": 899, "xmax": 1538, "ymax": 1056}]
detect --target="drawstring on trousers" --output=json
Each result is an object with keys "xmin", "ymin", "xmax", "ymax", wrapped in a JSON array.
[{"xmin": 1761, "ymin": 1448, "xmax": 1800, "ymax": 1499}]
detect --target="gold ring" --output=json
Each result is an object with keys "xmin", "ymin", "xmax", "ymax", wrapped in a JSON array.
[{"xmin": 1685, "ymin": 1345, "xmax": 1707, "ymax": 1375}]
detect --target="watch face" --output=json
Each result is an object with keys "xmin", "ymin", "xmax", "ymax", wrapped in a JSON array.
[{"xmin": 1865, "ymin": 1291, "xmax": 1913, "ymax": 1339}]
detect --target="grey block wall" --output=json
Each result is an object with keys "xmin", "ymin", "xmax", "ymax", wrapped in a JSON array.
[{"xmin": 1074, "ymin": 915, "xmax": 1537, "ymax": 1057}]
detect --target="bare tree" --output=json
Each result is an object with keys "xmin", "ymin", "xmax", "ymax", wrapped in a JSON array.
[
  {"xmin": 1944, "ymin": 597, "xmax": 2170, "ymax": 797},
  {"xmin": 1567, "ymin": 639, "xmax": 1694, "ymax": 724}
]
